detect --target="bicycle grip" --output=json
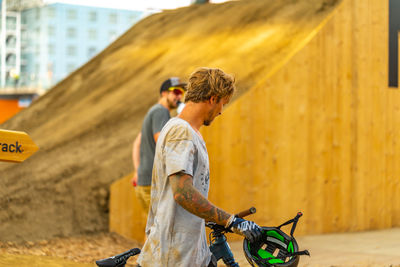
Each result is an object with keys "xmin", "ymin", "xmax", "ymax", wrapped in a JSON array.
[{"xmin": 235, "ymin": 207, "xmax": 256, "ymax": 218}]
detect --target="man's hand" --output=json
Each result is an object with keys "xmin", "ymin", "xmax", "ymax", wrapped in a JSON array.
[
  {"xmin": 228, "ymin": 217, "xmax": 263, "ymax": 243},
  {"xmin": 131, "ymin": 172, "xmax": 138, "ymax": 187}
]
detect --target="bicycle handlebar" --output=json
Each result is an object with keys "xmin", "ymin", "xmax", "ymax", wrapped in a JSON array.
[
  {"xmin": 95, "ymin": 248, "xmax": 141, "ymax": 267},
  {"xmin": 206, "ymin": 207, "xmax": 257, "ymax": 231},
  {"xmin": 235, "ymin": 207, "xmax": 256, "ymax": 218}
]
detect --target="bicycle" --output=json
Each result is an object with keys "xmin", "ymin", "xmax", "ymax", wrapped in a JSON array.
[{"xmin": 95, "ymin": 207, "xmax": 309, "ymax": 267}]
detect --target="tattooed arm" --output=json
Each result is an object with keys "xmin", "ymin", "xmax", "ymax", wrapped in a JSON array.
[{"xmin": 169, "ymin": 172, "xmax": 232, "ymax": 226}]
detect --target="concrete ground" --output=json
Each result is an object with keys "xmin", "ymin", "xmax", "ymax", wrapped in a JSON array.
[
  {"xmin": 0, "ymin": 228, "xmax": 399, "ymax": 266},
  {"xmin": 230, "ymin": 228, "xmax": 400, "ymax": 267}
]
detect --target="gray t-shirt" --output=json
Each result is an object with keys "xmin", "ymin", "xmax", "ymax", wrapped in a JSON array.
[
  {"xmin": 138, "ymin": 104, "xmax": 170, "ymax": 186},
  {"xmin": 137, "ymin": 117, "xmax": 212, "ymax": 267}
]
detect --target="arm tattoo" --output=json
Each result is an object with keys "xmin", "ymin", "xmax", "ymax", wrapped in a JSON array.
[{"xmin": 169, "ymin": 172, "xmax": 231, "ymax": 225}]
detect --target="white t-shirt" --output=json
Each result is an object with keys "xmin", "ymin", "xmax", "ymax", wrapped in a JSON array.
[{"xmin": 137, "ymin": 117, "xmax": 212, "ymax": 267}]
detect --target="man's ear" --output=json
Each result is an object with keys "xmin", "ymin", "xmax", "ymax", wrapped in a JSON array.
[{"xmin": 209, "ymin": 95, "xmax": 218, "ymax": 104}]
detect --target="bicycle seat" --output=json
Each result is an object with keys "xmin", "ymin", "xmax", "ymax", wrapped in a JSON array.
[{"xmin": 95, "ymin": 248, "xmax": 141, "ymax": 267}]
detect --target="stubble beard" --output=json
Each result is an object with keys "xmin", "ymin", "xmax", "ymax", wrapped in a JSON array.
[
  {"xmin": 167, "ymin": 98, "xmax": 177, "ymax": 109},
  {"xmin": 203, "ymin": 109, "xmax": 215, "ymax": 126}
]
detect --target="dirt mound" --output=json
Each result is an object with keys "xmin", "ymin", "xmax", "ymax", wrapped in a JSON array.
[{"xmin": 0, "ymin": 0, "xmax": 340, "ymax": 241}]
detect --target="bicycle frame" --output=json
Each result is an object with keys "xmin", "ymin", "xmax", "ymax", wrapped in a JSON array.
[{"xmin": 207, "ymin": 222, "xmax": 239, "ymax": 266}]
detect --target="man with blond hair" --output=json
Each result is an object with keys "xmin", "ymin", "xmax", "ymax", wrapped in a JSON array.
[{"xmin": 137, "ymin": 68, "xmax": 262, "ymax": 267}]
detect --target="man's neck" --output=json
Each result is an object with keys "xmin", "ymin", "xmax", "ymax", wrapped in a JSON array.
[
  {"xmin": 177, "ymin": 102, "xmax": 206, "ymax": 132},
  {"xmin": 158, "ymin": 98, "xmax": 170, "ymax": 111}
]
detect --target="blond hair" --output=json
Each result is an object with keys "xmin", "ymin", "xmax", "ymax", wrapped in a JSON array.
[{"xmin": 184, "ymin": 68, "xmax": 235, "ymax": 103}]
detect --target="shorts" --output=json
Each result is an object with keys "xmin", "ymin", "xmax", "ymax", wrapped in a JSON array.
[{"xmin": 135, "ymin": 185, "xmax": 151, "ymax": 212}]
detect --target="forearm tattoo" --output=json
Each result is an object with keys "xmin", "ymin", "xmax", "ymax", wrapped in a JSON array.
[{"xmin": 169, "ymin": 172, "xmax": 231, "ymax": 225}]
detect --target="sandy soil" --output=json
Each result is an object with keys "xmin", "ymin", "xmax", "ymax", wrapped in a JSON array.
[
  {"xmin": 1, "ymin": 228, "xmax": 399, "ymax": 266},
  {"xmin": 0, "ymin": 233, "xmax": 139, "ymax": 266}
]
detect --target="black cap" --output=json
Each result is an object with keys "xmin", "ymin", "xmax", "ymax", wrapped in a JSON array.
[{"xmin": 160, "ymin": 77, "xmax": 187, "ymax": 94}]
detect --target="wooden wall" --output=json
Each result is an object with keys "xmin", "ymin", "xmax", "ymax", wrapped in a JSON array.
[
  {"xmin": 109, "ymin": 173, "xmax": 147, "ymax": 242},
  {"xmin": 109, "ymin": 0, "xmax": 400, "ymax": 241},
  {"xmin": 202, "ymin": 0, "xmax": 399, "ymax": 235}
]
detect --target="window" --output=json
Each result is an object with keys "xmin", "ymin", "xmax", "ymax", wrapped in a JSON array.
[
  {"xmin": 48, "ymin": 44, "xmax": 55, "ymax": 55},
  {"xmin": 6, "ymin": 17, "xmax": 16, "ymax": 30},
  {"xmin": 6, "ymin": 35, "xmax": 16, "ymax": 47},
  {"xmin": 35, "ymin": 8, "xmax": 41, "ymax": 20},
  {"xmin": 88, "ymin": 11, "xmax": 97, "ymax": 22},
  {"xmin": 48, "ymin": 25, "xmax": 55, "ymax": 36},
  {"xmin": 67, "ymin": 9, "xmax": 77, "ymax": 20},
  {"xmin": 6, "ymin": 53, "xmax": 16, "ymax": 66},
  {"xmin": 109, "ymin": 31, "xmax": 117, "ymax": 41},
  {"xmin": 35, "ymin": 63, "xmax": 40, "ymax": 75},
  {"xmin": 47, "ymin": 62, "xmax": 54, "ymax": 72},
  {"xmin": 87, "ymin": 47, "xmax": 96, "ymax": 58},
  {"xmin": 109, "ymin": 13, "xmax": 117, "ymax": 24},
  {"xmin": 88, "ymin": 29, "xmax": 97, "ymax": 40},
  {"xmin": 66, "ymin": 63, "xmax": 76, "ymax": 72},
  {"xmin": 47, "ymin": 7, "xmax": 55, "ymax": 18},
  {"xmin": 129, "ymin": 14, "xmax": 139, "ymax": 23},
  {"xmin": 35, "ymin": 27, "xmax": 41, "ymax": 38},
  {"xmin": 67, "ymin": 45, "xmax": 76, "ymax": 56},
  {"xmin": 67, "ymin": 27, "xmax": 76, "ymax": 38},
  {"xmin": 21, "ymin": 30, "xmax": 28, "ymax": 42},
  {"xmin": 21, "ymin": 64, "xmax": 27, "ymax": 73}
]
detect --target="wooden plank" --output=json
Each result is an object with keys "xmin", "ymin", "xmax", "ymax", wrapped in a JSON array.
[
  {"xmin": 109, "ymin": 172, "xmax": 146, "ymax": 242},
  {"xmin": 0, "ymin": 129, "xmax": 39, "ymax": 162}
]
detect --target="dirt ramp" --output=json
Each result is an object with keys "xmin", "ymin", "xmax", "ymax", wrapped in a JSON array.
[{"xmin": 0, "ymin": 0, "xmax": 340, "ymax": 242}]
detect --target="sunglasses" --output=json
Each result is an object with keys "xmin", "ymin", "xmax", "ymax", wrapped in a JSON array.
[{"xmin": 168, "ymin": 87, "xmax": 185, "ymax": 95}]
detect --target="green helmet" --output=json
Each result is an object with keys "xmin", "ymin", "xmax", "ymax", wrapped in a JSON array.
[{"xmin": 243, "ymin": 212, "xmax": 310, "ymax": 267}]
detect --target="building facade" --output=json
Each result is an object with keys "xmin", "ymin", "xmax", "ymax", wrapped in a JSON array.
[
  {"xmin": 19, "ymin": 3, "xmax": 142, "ymax": 89},
  {"xmin": 0, "ymin": 1, "xmax": 142, "ymax": 90}
]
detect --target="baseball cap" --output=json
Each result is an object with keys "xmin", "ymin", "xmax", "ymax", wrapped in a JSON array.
[{"xmin": 160, "ymin": 77, "xmax": 187, "ymax": 94}]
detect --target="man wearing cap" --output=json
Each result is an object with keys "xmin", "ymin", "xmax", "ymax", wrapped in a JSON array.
[{"xmin": 132, "ymin": 77, "xmax": 186, "ymax": 213}]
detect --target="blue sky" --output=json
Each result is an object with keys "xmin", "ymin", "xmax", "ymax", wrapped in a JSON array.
[{"xmin": 44, "ymin": 0, "xmax": 229, "ymax": 11}]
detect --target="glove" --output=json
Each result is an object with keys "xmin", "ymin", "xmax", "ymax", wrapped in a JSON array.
[{"xmin": 227, "ymin": 216, "xmax": 263, "ymax": 243}]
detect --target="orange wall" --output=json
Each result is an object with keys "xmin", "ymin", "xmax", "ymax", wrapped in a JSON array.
[
  {"xmin": 0, "ymin": 99, "xmax": 23, "ymax": 124},
  {"xmin": 109, "ymin": 0, "xmax": 399, "ymax": 242},
  {"xmin": 201, "ymin": 0, "xmax": 398, "ymax": 235},
  {"xmin": 109, "ymin": 173, "xmax": 147, "ymax": 242}
]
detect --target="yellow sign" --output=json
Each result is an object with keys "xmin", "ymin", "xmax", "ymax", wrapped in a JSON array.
[{"xmin": 0, "ymin": 129, "xmax": 39, "ymax": 163}]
